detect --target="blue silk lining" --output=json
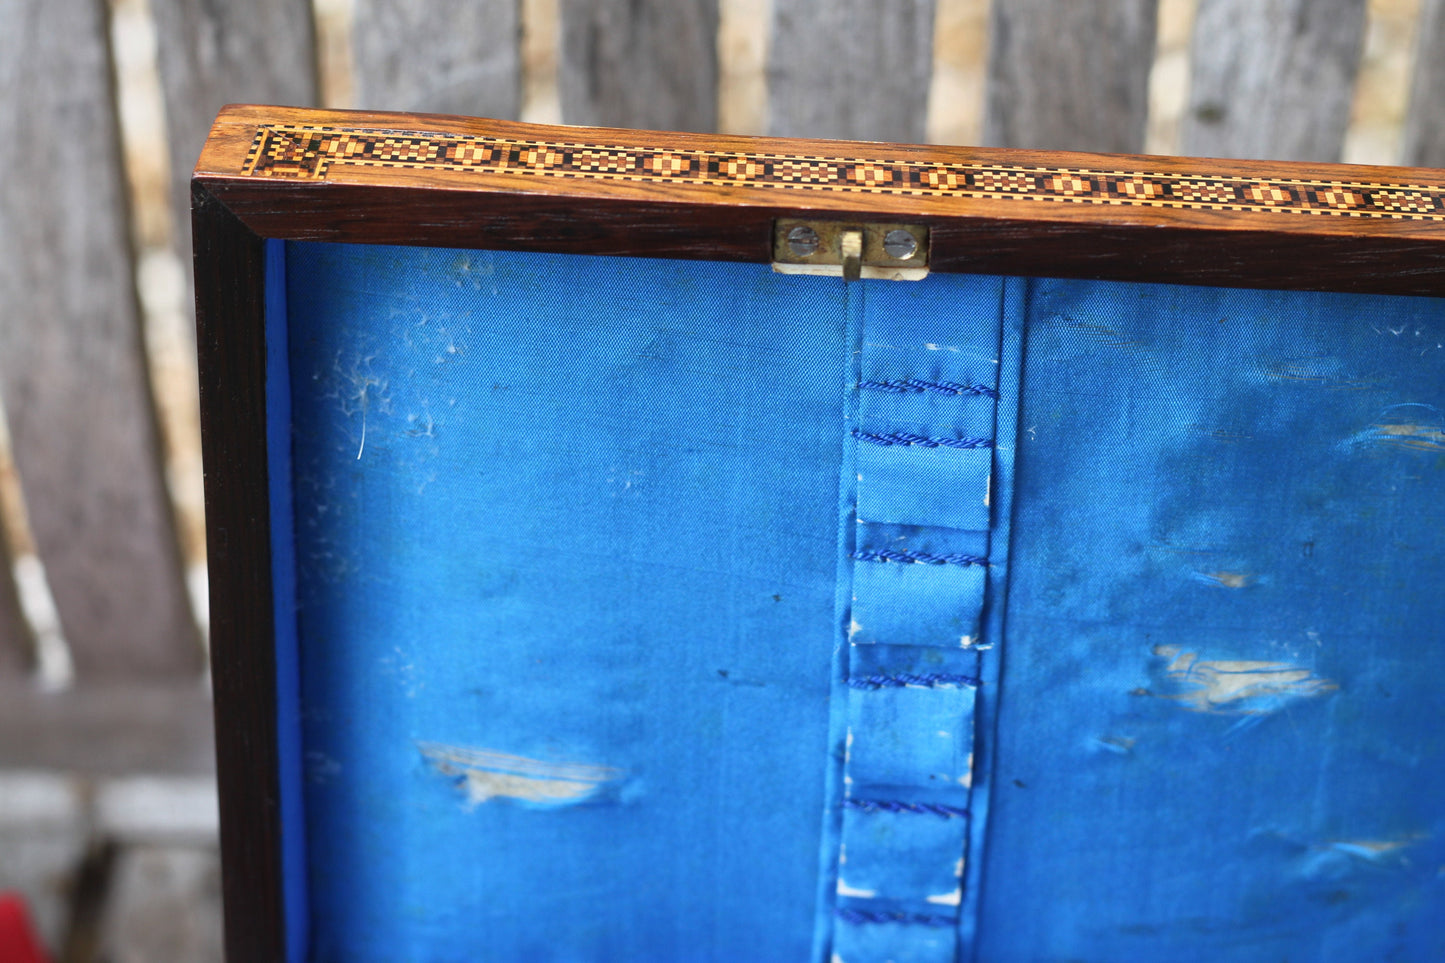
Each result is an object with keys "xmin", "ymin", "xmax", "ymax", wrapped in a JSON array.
[
  {"xmin": 830, "ymin": 277, "xmax": 1008, "ymax": 961},
  {"xmin": 271, "ymin": 242, "xmax": 1445, "ymax": 962},
  {"xmin": 265, "ymin": 239, "xmax": 310, "ymax": 963},
  {"xmin": 283, "ymin": 244, "xmax": 853, "ymax": 962},
  {"xmin": 973, "ymin": 278, "xmax": 1445, "ymax": 963}
]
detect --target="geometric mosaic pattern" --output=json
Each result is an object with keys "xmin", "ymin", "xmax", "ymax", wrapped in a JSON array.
[{"xmin": 244, "ymin": 123, "xmax": 1445, "ymax": 222}]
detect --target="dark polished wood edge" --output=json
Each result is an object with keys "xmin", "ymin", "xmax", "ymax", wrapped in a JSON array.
[
  {"xmin": 193, "ymin": 105, "xmax": 1445, "ymax": 963},
  {"xmin": 193, "ymin": 181, "xmax": 286, "ymax": 963},
  {"xmin": 196, "ymin": 104, "xmax": 1445, "ymax": 296}
]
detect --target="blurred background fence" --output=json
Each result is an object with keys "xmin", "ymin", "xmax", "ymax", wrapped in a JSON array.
[{"xmin": 1, "ymin": 0, "xmax": 1443, "ymax": 958}]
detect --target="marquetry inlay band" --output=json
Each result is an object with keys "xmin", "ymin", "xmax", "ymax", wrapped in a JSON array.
[{"xmin": 243, "ymin": 124, "xmax": 1445, "ymax": 222}]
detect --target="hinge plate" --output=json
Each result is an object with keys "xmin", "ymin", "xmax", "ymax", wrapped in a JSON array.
[{"xmin": 771, "ymin": 220, "xmax": 930, "ymax": 281}]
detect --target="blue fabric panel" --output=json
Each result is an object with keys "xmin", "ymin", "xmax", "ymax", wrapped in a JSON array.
[
  {"xmin": 974, "ymin": 278, "xmax": 1445, "ymax": 963},
  {"xmin": 846, "ymin": 679, "xmax": 975, "ymax": 788},
  {"xmin": 838, "ymin": 806, "xmax": 969, "ymax": 903},
  {"xmin": 830, "ymin": 276, "xmax": 1008, "ymax": 961},
  {"xmin": 833, "ymin": 918, "xmax": 957, "ymax": 963},
  {"xmin": 857, "ymin": 275, "xmax": 1005, "ymax": 391},
  {"xmin": 816, "ymin": 282, "xmax": 866, "ymax": 958},
  {"xmin": 271, "ymin": 239, "xmax": 1445, "ymax": 962},
  {"xmin": 958, "ymin": 275, "xmax": 1028, "ymax": 954},
  {"xmin": 850, "ymin": 561, "xmax": 985, "ymax": 647},
  {"xmin": 283, "ymin": 243, "xmax": 854, "ymax": 963},
  {"xmin": 855, "ymin": 444, "xmax": 992, "ymax": 531},
  {"xmin": 265, "ymin": 239, "xmax": 311, "ymax": 963}
]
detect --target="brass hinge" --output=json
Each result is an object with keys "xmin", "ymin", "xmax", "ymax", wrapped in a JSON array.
[{"xmin": 771, "ymin": 220, "xmax": 929, "ymax": 281}]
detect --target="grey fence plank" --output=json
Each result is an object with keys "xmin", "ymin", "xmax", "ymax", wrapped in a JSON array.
[
  {"xmin": 559, "ymin": 0, "xmax": 718, "ymax": 130},
  {"xmin": 983, "ymin": 0, "xmax": 1157, "ymax": 153},
  {"xmin": 0, "ymin": 681, "xmax": 216, "ymax": 773},
  {"xmin": 0, "ymin": 0, "xmax": 197, "ymax": 678},
  {"xmin": 767, "ymin": 0, "xmax": 935, "ymax": 142},
  {"xmin": 150, "ymin": 0, "xmax": 318, "ymax": 656},
  {"xmin": 1182, "ymin": 0, "xmax": 1367, "ymax": 162},
  {"xmin": 1403, "ymin": 0, "xmax": 1445, "ymax": 168},
  {"xmin": 352, "ymin": 0, "xmax": 521, "ymax": 118},
  {"xmin": 150, "ymin": 0, "xmax": 317, "ymax": 270},
  {"xmin": 0, "ymin": 13, "xmax": 32, "ymax": 678}
]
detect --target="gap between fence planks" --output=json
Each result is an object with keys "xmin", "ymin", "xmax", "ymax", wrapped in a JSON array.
[{"xmin": 148, "ymin": 1, "xmax": 320, "ymax": 648}]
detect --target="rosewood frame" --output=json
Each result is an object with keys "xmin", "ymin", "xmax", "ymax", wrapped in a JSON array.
[{"xmin": 193, "ymin": 103, "xmax": 1445, "ymax": 962}]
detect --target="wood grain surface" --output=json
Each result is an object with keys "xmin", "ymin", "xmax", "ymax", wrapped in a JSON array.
[
  {"xmin": 767, "ymin": 0, "xmax": 936, "ymax": 142},
  {"xmin": 352, "ymin": 0, "xmax": 522, "ymax": 118},
  {"xmin": 191, "ymin": 184, "xmax": 286, "ymax": 963},
  {"xmin": 197, "ymin": 105, "xmax": 1445, "ymax": 296},
  {"xmin": 983, "ymin": 0, "xmax": 1158, "ymax": 153},
  {"xmin": 558, "ymin": 0, "xmax": 718, "ymax": 130},
  {"xmin": 1182, "ymin": 0, "xmax": 1368, "ymax": 162},
  {"xmin": 0, "ymin": 0, "xmax": 195, "ymax": 679}
]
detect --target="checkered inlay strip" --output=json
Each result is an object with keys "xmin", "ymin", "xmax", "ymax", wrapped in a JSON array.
[{"xmin": 241, "ymin": 124, "xmax": 1445, "ymax": 222}]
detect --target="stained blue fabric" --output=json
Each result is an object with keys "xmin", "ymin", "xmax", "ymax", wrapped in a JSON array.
[
  {"xmin": 272, "ymin": 241, "xmax": 1445, "ymax": 963},
  {"xmin": 850, "ymin": 563, "xmax": 985, "ymax": 648},
  {"xmin": 278, "ymin": 245, "xmax": 1011, "ymax": 962},
  {"xmin": 974, "ymin": 278, "xmax": 1445, "ymax": 963},
  {"xmin": 838, "ymin": 804, "xmax": 970, "ymax": 901},
  {"xmin": 846, "ymin": 681, "xmax": 975, "ymax": 787},
  {"xmin": 283, "ymin": 243, "xmax": 855, "ymax": 962}
]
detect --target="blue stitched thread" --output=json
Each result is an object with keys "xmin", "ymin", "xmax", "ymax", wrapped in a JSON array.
[
  {"xmin": 859, "ymin": 377, "xmax": 999, "ymax": 400},
  {"xmin": 847, "ymin": 672, "xmax": 981, "ymax": 691},
  {"xmin": 852, "ymin": 428, "xmax": 992, "ymax": 450},
  {"xmin": 835, "ymin": 908, "xmax": 956, "ymax": 928},
  {"xmin": 844, "ymin": 798, "xmax": 970, "ymax": 818},
  {"xmin": 852, "ymin": 548, "xmax": 987, "ymax": 567}
]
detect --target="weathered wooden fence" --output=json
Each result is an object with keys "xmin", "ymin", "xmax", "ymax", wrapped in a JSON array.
[{"xmin": 1, "ymin": 0, "xmax": 1443, "ymax": 956}]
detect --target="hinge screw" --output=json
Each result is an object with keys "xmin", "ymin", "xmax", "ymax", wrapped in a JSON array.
[
  {"xmin": 787, "ymin": 225, "xmax": 820, "ymax": 256},
  {"xmin": 883, "ymin": 229, "xmax": 918, "ymax": 260}
]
